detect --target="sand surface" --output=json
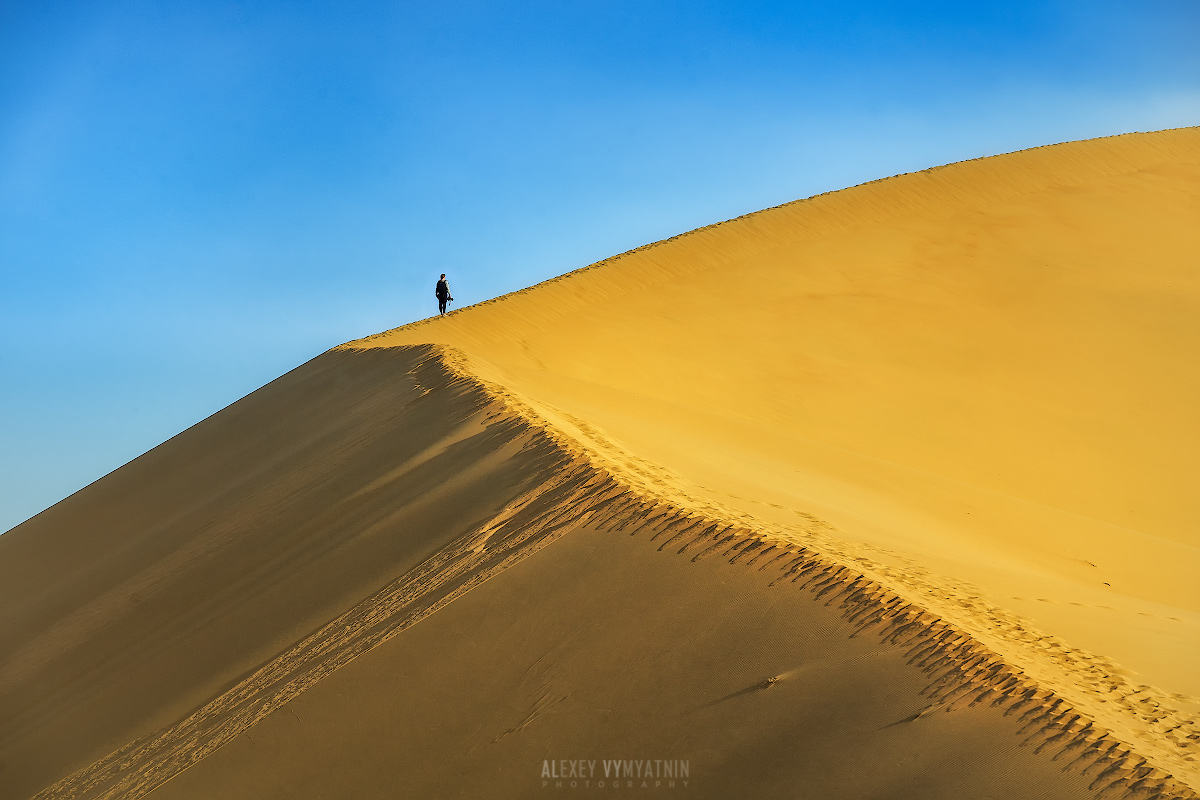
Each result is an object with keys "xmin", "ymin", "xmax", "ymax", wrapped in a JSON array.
[
  {"xmin": 2, "ymin": 128, "xmax": 1197, "ymax": 799},
  {"xmin": 145, "ymin": 519, "xmax": 1101, "ymax": 800}
]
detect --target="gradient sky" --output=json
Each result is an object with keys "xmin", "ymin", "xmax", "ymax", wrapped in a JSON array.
[{"xmin": 2, "ymin": 0, "xmax": 1198, "ymax": 533}]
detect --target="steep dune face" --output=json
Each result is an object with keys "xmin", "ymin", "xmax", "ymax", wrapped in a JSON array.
[
  {"xmin": 3, "ymin": 129, "xmax": 1198, "ymax": 800},
  {"xmin": 0, "ymin": 348, "xmax": 583, "ymax": 799}
]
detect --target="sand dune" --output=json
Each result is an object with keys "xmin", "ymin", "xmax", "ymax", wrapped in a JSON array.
[{"xmin": 2, "ymin": 128, "xmax": 1197, "ymax": 799}]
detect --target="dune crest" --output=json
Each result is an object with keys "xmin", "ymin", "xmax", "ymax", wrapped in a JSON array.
[{"xmin": 3, "ymin": 128, "xmax": 1197, "ymax": 799}]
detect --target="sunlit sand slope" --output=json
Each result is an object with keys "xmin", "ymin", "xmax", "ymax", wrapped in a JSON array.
[{"xmin": 348, "ymin": 128, "xmax": 1200, "ymax": 791}]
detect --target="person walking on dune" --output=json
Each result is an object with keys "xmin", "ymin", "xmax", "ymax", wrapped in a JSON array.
[{"xmin": 435, "ymin": 274, "xmax": 453, "ymax": 315}]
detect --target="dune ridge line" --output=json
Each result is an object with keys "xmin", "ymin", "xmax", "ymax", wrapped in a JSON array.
[
  {"xmin": 351, "ymin": 126, "xmax": 1198, "ymax": 347},
  {"xmin": 32, "ymin": 344, "xmax": 1199, "ymax": 800}
]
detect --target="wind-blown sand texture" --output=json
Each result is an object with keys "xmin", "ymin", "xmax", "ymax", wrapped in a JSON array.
[{"xmin": 1, "ymin": 127, "xmax": 1197, "ymax": 799}]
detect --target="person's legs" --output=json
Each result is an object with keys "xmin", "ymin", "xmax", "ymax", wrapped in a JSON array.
[{"xmin": 438, "ymin": 298, "xmax": 447, "ymax": 315}]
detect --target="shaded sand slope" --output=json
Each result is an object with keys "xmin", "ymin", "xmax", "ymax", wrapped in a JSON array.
[
  {"xmin": 0, "ymin": 347, "xmax": 578, "ymax": 799},
  {"xmin": 146, "ymin": 518, "xmax": 1102, "ymax": 800},
  {"xmin": 349, "ymin": 129, "xmax": 1200, "ymax": 783},
  {"xmin": 7, "ymin": 346, "xmax": 1172, "ymax": 799}
]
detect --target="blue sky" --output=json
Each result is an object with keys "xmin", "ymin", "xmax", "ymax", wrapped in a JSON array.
[{"xmin": 2, "ymin": 0, "xmax": 1197, "ymax": 532}]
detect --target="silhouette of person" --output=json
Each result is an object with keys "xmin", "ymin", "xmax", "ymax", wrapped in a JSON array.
[{"xmin": 435, "ymin": 274, "xmax": 453, "ymax": 315}]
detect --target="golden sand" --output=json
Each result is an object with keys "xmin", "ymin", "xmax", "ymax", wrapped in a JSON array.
[{"xmin": 2, "ymin": 128, "xmax": 1197, "ymax": 799}]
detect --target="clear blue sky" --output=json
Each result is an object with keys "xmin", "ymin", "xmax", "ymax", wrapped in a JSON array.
[{"xmin": 2, "ymin": 0, "xmax": 1197, "ymax": 532}]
